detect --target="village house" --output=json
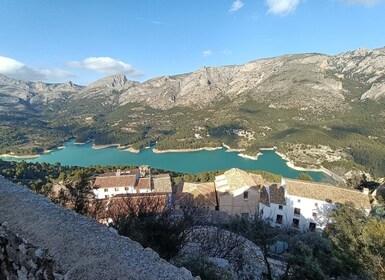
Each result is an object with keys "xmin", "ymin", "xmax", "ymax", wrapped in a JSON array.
[
  {"xmin": 259, "ymin": 178, "xmax": 371, "ymax": 231},
  {"xmin": 214, "ymin": 168, "xmax": 265, "ymax": 218},
  {"xmin": 93, "ymin": 165, "xmax": 172, "ymax": 199}
]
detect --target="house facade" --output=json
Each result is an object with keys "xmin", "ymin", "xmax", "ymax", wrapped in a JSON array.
[
  {"xmin": 214, "ymin": 168, "xmax": 265, "ymax": 218},
  {"xmin": 259, "ymin": 178, "xmax": 371, "ymax": 231},
  {"xmin": 93, "ymin": 166, "xmax": 172, "ymax": 199}
]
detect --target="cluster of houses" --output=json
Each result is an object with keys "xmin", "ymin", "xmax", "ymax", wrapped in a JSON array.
[{"xmin": 92, "ymin": 166, "xmax": 371, "ymax": 232}]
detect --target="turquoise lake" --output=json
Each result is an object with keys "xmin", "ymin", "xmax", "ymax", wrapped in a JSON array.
[{"xmin": 3, "ymin": 141, "xmax": 326, "ymax": 181}]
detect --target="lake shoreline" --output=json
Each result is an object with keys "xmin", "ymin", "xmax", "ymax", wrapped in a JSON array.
[
  {"xmin": 275, "ymin": 151, "xmax": 339, "ymax": 180},
  {"xmin": 153, "ymin": 147, "xmax": 223, "ymax": 153},
  {"xmin": 238, "ymin": 153, "xmax": 262, "ymax": 160},
  {"xmin": 1, "ymin": 141, "xmax": 331, "ymax": 181}
]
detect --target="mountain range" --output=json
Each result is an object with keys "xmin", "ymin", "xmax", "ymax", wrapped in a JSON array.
[{"xmin": 1, "ymin": 47, "xmax": 385, "ymax": 178}]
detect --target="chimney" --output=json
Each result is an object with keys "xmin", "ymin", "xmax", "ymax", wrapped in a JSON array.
[
  {"xmin": 116, "ymin": 169, "xmax": 121, "ymax": 176},
  {"xmin": 363, "ymin": 187, "xmax": 369, "ymax": 195}
]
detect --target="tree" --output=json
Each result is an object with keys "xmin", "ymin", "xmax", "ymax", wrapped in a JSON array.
[
  {"xmin": 282, "ymin": 233, "xmax": 344, "ymax": 280},
  {"xmin": 297, "ymin": 172, "xmax": 313, "ymax": 182},
  {"xmin": 105, "ymin": 195, "xmax": 192, "ymax": 261},
  {"xmin": 325, "ymin": 203, "xmax": 385, "ymax": 279}
]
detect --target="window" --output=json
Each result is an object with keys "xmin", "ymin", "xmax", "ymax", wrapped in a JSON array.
[
  {"xmin": 104, "ymin": 188, "xmax": 108, "ymax": 192},
  {"xmin": 124, "ymin": 187, "xmax": 129, "ymax": 191},
  {"xmin": 309, "ymin": 222, "xmax": 316, "ymax": 232},
  {"xmin": 114, "ymin": 187, "xmax": 119, "ymax": 191},
  {"xmin": 104, "ymin": 195, "xmax": 109, "ymax": 199},
  {"xmin": 294, "ymin": 208, "xmax": 301, "ymax": 215},
  {"xmin": 312, "ymin": 212, "xmax": 317, "ymax": 219},
  {"xmin": 278, "ymin": 205, "xmax": 283, "ymax": 210},
  {"xmin": 241, "ymin": 213, "xmax": 249, "ymax": 219},
  {"xmin": 297, "ymin": 199, "xmax": 301, "ymax": 203},
  {"xmin": 243, "ymin": 191, "xmax": 249, "ymax": 200},
  {"xmin": 276, "ymin": 214, "xmax": 283, "ymax": 224},
  {"xmin": 292, "ymin": 218, "xmax": 300, "ymax": 228},
  {"xmin": 314, "ymin": 202, "xmax": 318, "ymax": 207}
]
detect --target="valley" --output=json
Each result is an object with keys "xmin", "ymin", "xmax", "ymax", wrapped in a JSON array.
[{"xmin": 1, "ymin": 47, "xmax": 385, "ymax": 178}]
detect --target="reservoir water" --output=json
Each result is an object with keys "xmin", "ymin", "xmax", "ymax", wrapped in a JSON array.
[{"xmin": 4, "ymin": 141, "xmax": 326, "ymax": 181}]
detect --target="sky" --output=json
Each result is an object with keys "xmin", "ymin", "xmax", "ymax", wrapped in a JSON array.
[{"xmin": 0, "ymin": 0, "xmax": 385, "ymax": 85}]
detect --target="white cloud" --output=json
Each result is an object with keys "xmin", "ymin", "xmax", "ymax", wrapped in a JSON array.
[
  {"xmin": 221, "ymin": 49, "xmax": 232, "ymax": 55},
  {"xmin": 0, "ymin": 56, "xmax": 73, "ymax": 81},
  {"xmin": 67, "ymin": 57, "xmax": 143, "ymax": 77},
  {"xmin": 229, "ymin": 0, "xmax": 244, "ymax": 12},
  {"xmin": 344, "ymin": 0, "xmax": 384, "ymax": 5},
  {"xmin": 266, "ymin": 0, "xmax": 302, "ymax": 16},
  {"xmin": 202, "ymin": 50, "xmax": 214, "ymax": 57}
]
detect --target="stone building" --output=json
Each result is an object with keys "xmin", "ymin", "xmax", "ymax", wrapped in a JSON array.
[{"xmin": 214, "ymin": 168, "xmax": 265, "ymax": 218}]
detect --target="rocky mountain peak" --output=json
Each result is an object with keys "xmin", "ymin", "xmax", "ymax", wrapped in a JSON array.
[{"xmin": 88, "ymin": 74, "xmax": 130, "ymax": 89}]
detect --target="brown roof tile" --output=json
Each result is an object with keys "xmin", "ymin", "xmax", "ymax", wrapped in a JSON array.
[
  {"xmin": 137, "ymin": 178, "xmax": 150, "ymax": 189},
  {"xmin": 218, "ymin": 168, "xmax": 265, "ymax": 192},
  {"xmin": 284, "ymin": 179, "xmax": 371, "ymax": 209},
  {"xmin": 94, "ymin": 174, "xmax": 136, "ymax": 188},
  {"xmin": 175, "ymin": 182, "xmax": 217, "ymax": 208},
  {"xmin": 152, "ymin": 174, "xmax": 172, "ymax": 193},
  {"xmin": 260, "ymin": 186, "xmax": 270, "ymax": 207},
  {"xmin": 269, "ymin": 184, "xmax": 286, "ymax": 205}
]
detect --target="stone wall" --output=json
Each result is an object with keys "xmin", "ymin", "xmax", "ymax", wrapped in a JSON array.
[{"xmin": 0, "ymin": 176, "xmax": 195, "ymax": 280}]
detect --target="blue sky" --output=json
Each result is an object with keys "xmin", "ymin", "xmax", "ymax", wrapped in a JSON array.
[{"xmin": 0, "ymin": 0, "xmax": 384, "ymax": 85}]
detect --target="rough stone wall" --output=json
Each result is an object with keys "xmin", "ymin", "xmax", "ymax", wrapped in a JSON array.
[{"xmin": 0, "ymin": 176, "xmax": 195, "ymax": 280}]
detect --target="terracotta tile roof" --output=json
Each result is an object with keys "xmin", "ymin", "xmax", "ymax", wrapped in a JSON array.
[
  {"xmin": 152, "ymin": 174, "xmax": 172, "ymax": 193},
  {"xmin": 259, "ymin": 184, "xmax": 285, "ymax": 206},
  {"xmin": 175, "ymin": 182, "xmax": 217, "ymax": 208},
  {"xmin": 94, "ymin": 170, "xmax": 172, "ymax": 193},
  {"xmin": 260, "ymin": 186, "xmax": 270, "ymax": 206},
  {"xmin": 250, "ymin": 174, "xmax": 265, "ymax": 186},
  {"xmin": 269, "ymin": 184, "xmax": 286, "ymax": 205},
  {"xmin": 216, "ymin": 168, "xmax": 265, "ymax": 192},
  {"xmin": 137, "ymin": 178, "xmax": 150, "ymax": 189},
  {"xmin": 284, "ymin": 179, "xmax": 371, "ymax": 209},
  {"xmin": 94, "ymin": 174, "xmax": 136, "ymax": 189}
]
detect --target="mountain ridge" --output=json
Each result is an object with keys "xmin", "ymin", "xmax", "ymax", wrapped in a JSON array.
[{"xmin": 1, "ymin": 47, "xmax": 385, "ymax": 178}]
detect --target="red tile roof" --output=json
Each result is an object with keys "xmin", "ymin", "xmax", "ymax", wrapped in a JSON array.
[{"xmin": 94, "ymin": 174, "xmax": 136, "ymax": 188}]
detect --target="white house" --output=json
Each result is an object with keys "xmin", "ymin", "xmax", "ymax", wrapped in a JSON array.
[
  {"xmin": 93, "ymin": 169, "xmax": 139, "ymax": 199},
  {"xmin": 93, "ymin": 168, "xmax": 172, "ymax": 199},
  {"xmin": 259, "ymin": 178, "xmax": 371, "ymax": 232}
]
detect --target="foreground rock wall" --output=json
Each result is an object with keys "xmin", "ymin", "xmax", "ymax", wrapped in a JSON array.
[{"xmin": 0, "ymin": 177, "xmax": 194, "ymax": 280}]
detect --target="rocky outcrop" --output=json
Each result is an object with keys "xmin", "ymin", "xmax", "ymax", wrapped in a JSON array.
[
  {"xmin": 0, "ymin": 177, "xmax": 195, "ymax": 280},
  {"xmin": 0, "ymin": 74, "xmax": 83, "ymax": 111}
]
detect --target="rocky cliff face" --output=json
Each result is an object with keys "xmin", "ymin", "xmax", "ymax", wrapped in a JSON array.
[
  {"xmin": 0, "ymin": 74, "xmax": 83, "ymax": 112},
  {"xmin": 1, "ymin": 47, "xmax": 385, "ymax": 112}
]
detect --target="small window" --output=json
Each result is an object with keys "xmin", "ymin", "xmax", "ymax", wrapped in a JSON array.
[
  {"xmin": 260, "ymin": 209, "xmax": 264, "ymax": 216},
  {"xmin": 309, "ymin": 222, "xmax": 316, "ymax": 232},
  {"xmin": 314, "ymin": 202, "xmax": 318, "ymax": 207},
  {"xmin": 312, "ymin": 212, "xmax": 317, "ymax": 218},
  {"xmin": 104, "ymin": 188, "xmax": 108, "ymax": 192},
  {"xmin": 104, "ymin": 195, "xmax": 109, "ymax": 199},
  {"xmin": 124, "ymin": 187, "xmax": 129, "ymax": 191},
  {"xmin": 114, "ymin": 187, "xmax": 119, "ymax": 191},
  {"xmin": 278, "ymin": 205, "xmax": 283, "ymax": 210},
  {"xmin": 241, "ymin": 212, "xmax": 249, "ymax": 219},
  {"xmin": 297, "ymin": 199, "xmax": 301, "ymax": 203},
  {"xmin": 243, "ymin": 191, "xmax": 249, "ymax": 200},
  {"xmin": 294, "ymin": 208, "xmax": 301, "ymax": 215},
  {"xmin": 276, "ymin": 214, "xmax": 283, "ymax": 224},
  {"xmin": 292, "ymin": 218, "xmax": 300, "ymax": 228}
]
